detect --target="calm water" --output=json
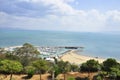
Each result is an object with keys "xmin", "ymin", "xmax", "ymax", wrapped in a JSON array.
[{"xmin": 0, "ymin": 30, "xmax": 120, "ymax": 60}]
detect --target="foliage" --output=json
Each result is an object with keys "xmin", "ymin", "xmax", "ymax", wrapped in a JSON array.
[
  {"xmin": 110, "ymin": 66, "xmax": 120, "ymax": 79},
  {"xmin": 25, "ymin": 66, "xmax": 36, "ymax": 77},
  {"xmin": 0, "ymin": 59, "xmax": 23, "ymax": 73},
  {"xmin": 70, "ymin": 64, "xmax": 79, "ymax": 72},
  {"xmin": 102, "ymin": 58, "xmax": 118, "ymax": 72},
  {"xmin": 54, "ymin": 60, "xmax": 71, "ymax": 80},
  {"xmin": 32, "ymin": 59, "xmax": 48, "ymax": 73},
  {"xmin": 5, "ymin": 53, "xmax": 20, "ymax": 61},
  {"xmin": 0, "ymin": 59, "xmax": 23, "ymax": 80},
  {"xmin": 32, "ymin": 59, "xmax": 49, "ymax": 80},
  {"xmin": 95, "ymin": 76, "xmax": 102, "ymax": 80},
  {"xmin": 0, "ymin": 51, "xmax": 20, "ymax": 62},
  {"xmin": 99, "ymin": 71, "xmax": 107, "ymax": 77},
  {"xmin": 57, "ymin": 60, "xmax": 71, "ymax": 73},
  {"xmin": 101, "ymin": 58, "xmax": 120, "ymax": 80},
  {"xmin": 13, "ymin": 43, "xmax": 40, "ymax": 66},
  {"xmin": 93, "ymin": 73, "xmax": 104, "ymax": 80},
  {"xmin": 0, "ymin": 49, "xmax": 10, "ymax": 60},
  {"xmin": 54, "ymin": 65, "xmax": 61, "ymax": 77},
  {"xmin": 14, "ymin": 43, "xmax": 40, "ymax": 57},
  {"xmin": 1, "ymin": 43, "xmax": 120, "ymax": 80},
  {"xmin": 108, "ymin": 72, "xmax": 117, "ymax": 79},
  {"xmin": 80, "ymin": 59, "xmax": 100, "ymax": 72}
]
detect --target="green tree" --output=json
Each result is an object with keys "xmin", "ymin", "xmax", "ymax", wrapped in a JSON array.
[
  {"xmin": 32, "ymin": 59, "xmax": 48, "ymax": 80},
  {"xmin": 0, "ymin": 49, "xmax": 20, "ymax": 61},
  {"xmin": 13, "ymin": 43, "xmax": 40, "ymax": 66},
  {"xmin": 80, "ymin": 59, "xmax": 100, "ymax": 78},
  {"xmin": 25, "ymin": 66, "xmax": 36, "ymax": 77},
  {"xmin": 56, "ymin": 61, "xmax": 71, "ymax": 80},
  {"xmin": 102, "ymin": 58, "xmax": 118, "ymax": 72},
  {"xmin": 0, "ymin": 48, "xmax": 9, "ymax": 60},
  {"xmin": 45, "ymin": 62, "xmax": 56, "ymax": 80},
  {"xmin": 109, "ymin": 72, "xmax": 117, "ymax": 80},
  {"xmin": 80, "ymin": 59, "xmax": 100, "ymax": 72},
  {"xmin": 14, "ymin": 43, "xmax": 40, "ymax": 57},
  {"xmin": 46, "ymin": 60, "xmax": 71, "ymax": 80},
  {"xmin": 70, "ymin": 64, "xmax": 79, "ymax": 72},
  {"xmin": 5, "ymin": 53, "xmax": 20, "ymax": 61},
  {"xmin": 110, "ymin": 64, "xmax": 120, "ymax": 79},
  {"xmin": 0, "ymin": 59, "xmax": 23, "ymax": 80}
]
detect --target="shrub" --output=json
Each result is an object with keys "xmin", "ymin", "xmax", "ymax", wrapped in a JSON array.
[
  {"xmin": 80, "ymin": 59, "xmax": 100, "ymax": 72},
  {"xmin": 102, "ymin": 58, "xmax": 118, "ymax": 72},
  {"xmin": 25, "ymin": 66, "xmax": 35, "ymax": 77},
  {"xmin": 109, "ymin": 72, "xmax": 117, "ymax": 79},
  {"xmin": 93, "ymin": 74, "xmax": 103, "ymax": 80}
]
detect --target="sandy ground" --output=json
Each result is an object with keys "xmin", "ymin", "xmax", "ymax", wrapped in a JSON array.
[
  {"xmin": 60, "ymin": 50, "xmax": 105, "ymax": 65},
  {"xmin": 0, "ymin": 74, "xmax": 50, "ymax": 80},
  {"xmin": 0, "ymin": 72, "xmax": 96, "ymax": 80},
  {"xmin": 57, "ymin": 72, "xmax": 97, "ymax": 80}
]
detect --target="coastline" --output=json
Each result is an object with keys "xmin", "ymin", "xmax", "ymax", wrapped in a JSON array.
[
  {"xmin": 3, "ymin": 46, "xmax": 120, "ymax": 64},
  {"xmin": 60, "ymin": 50, "xmax": 105, "ymax": 65}
]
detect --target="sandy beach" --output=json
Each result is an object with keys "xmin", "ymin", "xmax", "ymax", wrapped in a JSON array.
[{"xmin": 60, "ymin": 50, "xmax": 105, "ymax": 65}]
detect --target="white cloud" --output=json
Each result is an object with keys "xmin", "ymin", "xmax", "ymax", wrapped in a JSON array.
[
  {"xmin": 19, "ymin": 0, "xmax": 76, "ymax": 15},
  {"xmin": 1, "ymin": 9, "xmax": 120, "ymax": 32},
  {"xmin": 109, "ymin": 10, "xmax": 120, "ymax": 22},
  {"xmin": 1, "ymin": 0, "xmax": 120, "ymax": 32},
  {"xmin": 62, "ymin": 0, "xmax": 75, "ymax": 3}
]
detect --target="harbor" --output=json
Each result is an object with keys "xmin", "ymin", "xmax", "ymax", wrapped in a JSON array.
[{"xmin": 37, "ymin": 46, "xmax": 84, "ymax": 59}]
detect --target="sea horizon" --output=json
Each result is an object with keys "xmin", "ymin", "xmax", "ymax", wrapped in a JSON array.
[{"xmin": 0, "ymin": 29, "xmax": 120, "ymax": 60}]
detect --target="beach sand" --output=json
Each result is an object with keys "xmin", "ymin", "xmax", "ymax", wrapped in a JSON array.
[{"xmin": 60, "ymin": 50, "xmax": 105, "ymax": 65}]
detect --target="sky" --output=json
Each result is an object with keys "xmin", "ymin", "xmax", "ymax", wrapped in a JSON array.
[{"xmin": 0, "ymin": 0, "xmax": 120, "ymax": 32}]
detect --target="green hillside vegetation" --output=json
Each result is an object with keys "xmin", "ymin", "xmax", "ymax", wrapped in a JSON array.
[{"xmin": 0, "ymin": 43, "xmax": 120, "ymax": 80}]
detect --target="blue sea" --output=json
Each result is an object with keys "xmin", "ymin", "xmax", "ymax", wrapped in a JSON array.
[{"xmin": 0, "ymin": 30, "xmax": 120, "ymax": 60}]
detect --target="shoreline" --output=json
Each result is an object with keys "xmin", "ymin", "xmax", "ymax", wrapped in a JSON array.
[
  {"xmin": 2, "ymin": 46, "xmax": 120, "ymax": 64},
  {"xmin": 60, "ymin": 50, "xmax": 105, "ymax": 65}
]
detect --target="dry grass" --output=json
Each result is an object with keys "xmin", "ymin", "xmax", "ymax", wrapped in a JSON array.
[
  {"xmin": 0, "ymin": 73, "xmax": 50, "ymax": 80},
  {"xmin": 57, "ymin": 72, "xmax": 97, "ymax": 80},
  {"xmin": 0, "ymin": 72, "xmax": 97, "ymax": 80}
]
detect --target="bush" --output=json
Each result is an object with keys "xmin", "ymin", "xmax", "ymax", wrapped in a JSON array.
[
  {"xmin": 109, "ymin": 72, "xmax": 117, "ymax": 79},
  {"xmin": 102, "ymin": 58, "xmax": 118, "ymax": 72},
  {"xmin": 93, "ymin": 74, "xmax": 103, "ymax": 80},
  {"xmin": 0, "ymin": 59, "xmax": 23, "ymax": 80},
  {"xmin": 27, "ymin": 70, "xmax": 35, "ymax": 77},
  {"xmin": 54, "ymin": 65, "xmax": 61, "ymax": 77},
  {"xmin": 70, "ymin": 64, "xmax": 79, "ymax": 72},
  {"xmin": 80, "ymin": 59, "xmax": 100, "ymax": 72},
  {"xmin": 116, "ymin": 71, "xmax": 120, "ymax": 79},
  {"xmin": 25, "ymin": 66, "xmax": 35, "ymax": 77}
]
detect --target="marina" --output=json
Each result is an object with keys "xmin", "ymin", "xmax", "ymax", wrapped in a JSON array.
[{"xmin": 35, "ymin": 46, "xmax": 84, "ymax": 59}]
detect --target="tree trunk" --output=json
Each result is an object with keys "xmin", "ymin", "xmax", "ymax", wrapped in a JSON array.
[
  {"xmin": 40, "ymin": 72, "xmax": 42, "ymax": 80},
  {"xmin": 64, "ymin": 73, "xmax": 66, "ymax": 80},
  {"xmin": 88, "ymin": 69, "xmax": 90, "ymax": 78},
  {"xmin": 10, "ymin": 73, "xmax": 12, "ymax": 80},
  {"xmin": 52, "ymin": 71, "xmax": 55, "ymax": 80}
]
